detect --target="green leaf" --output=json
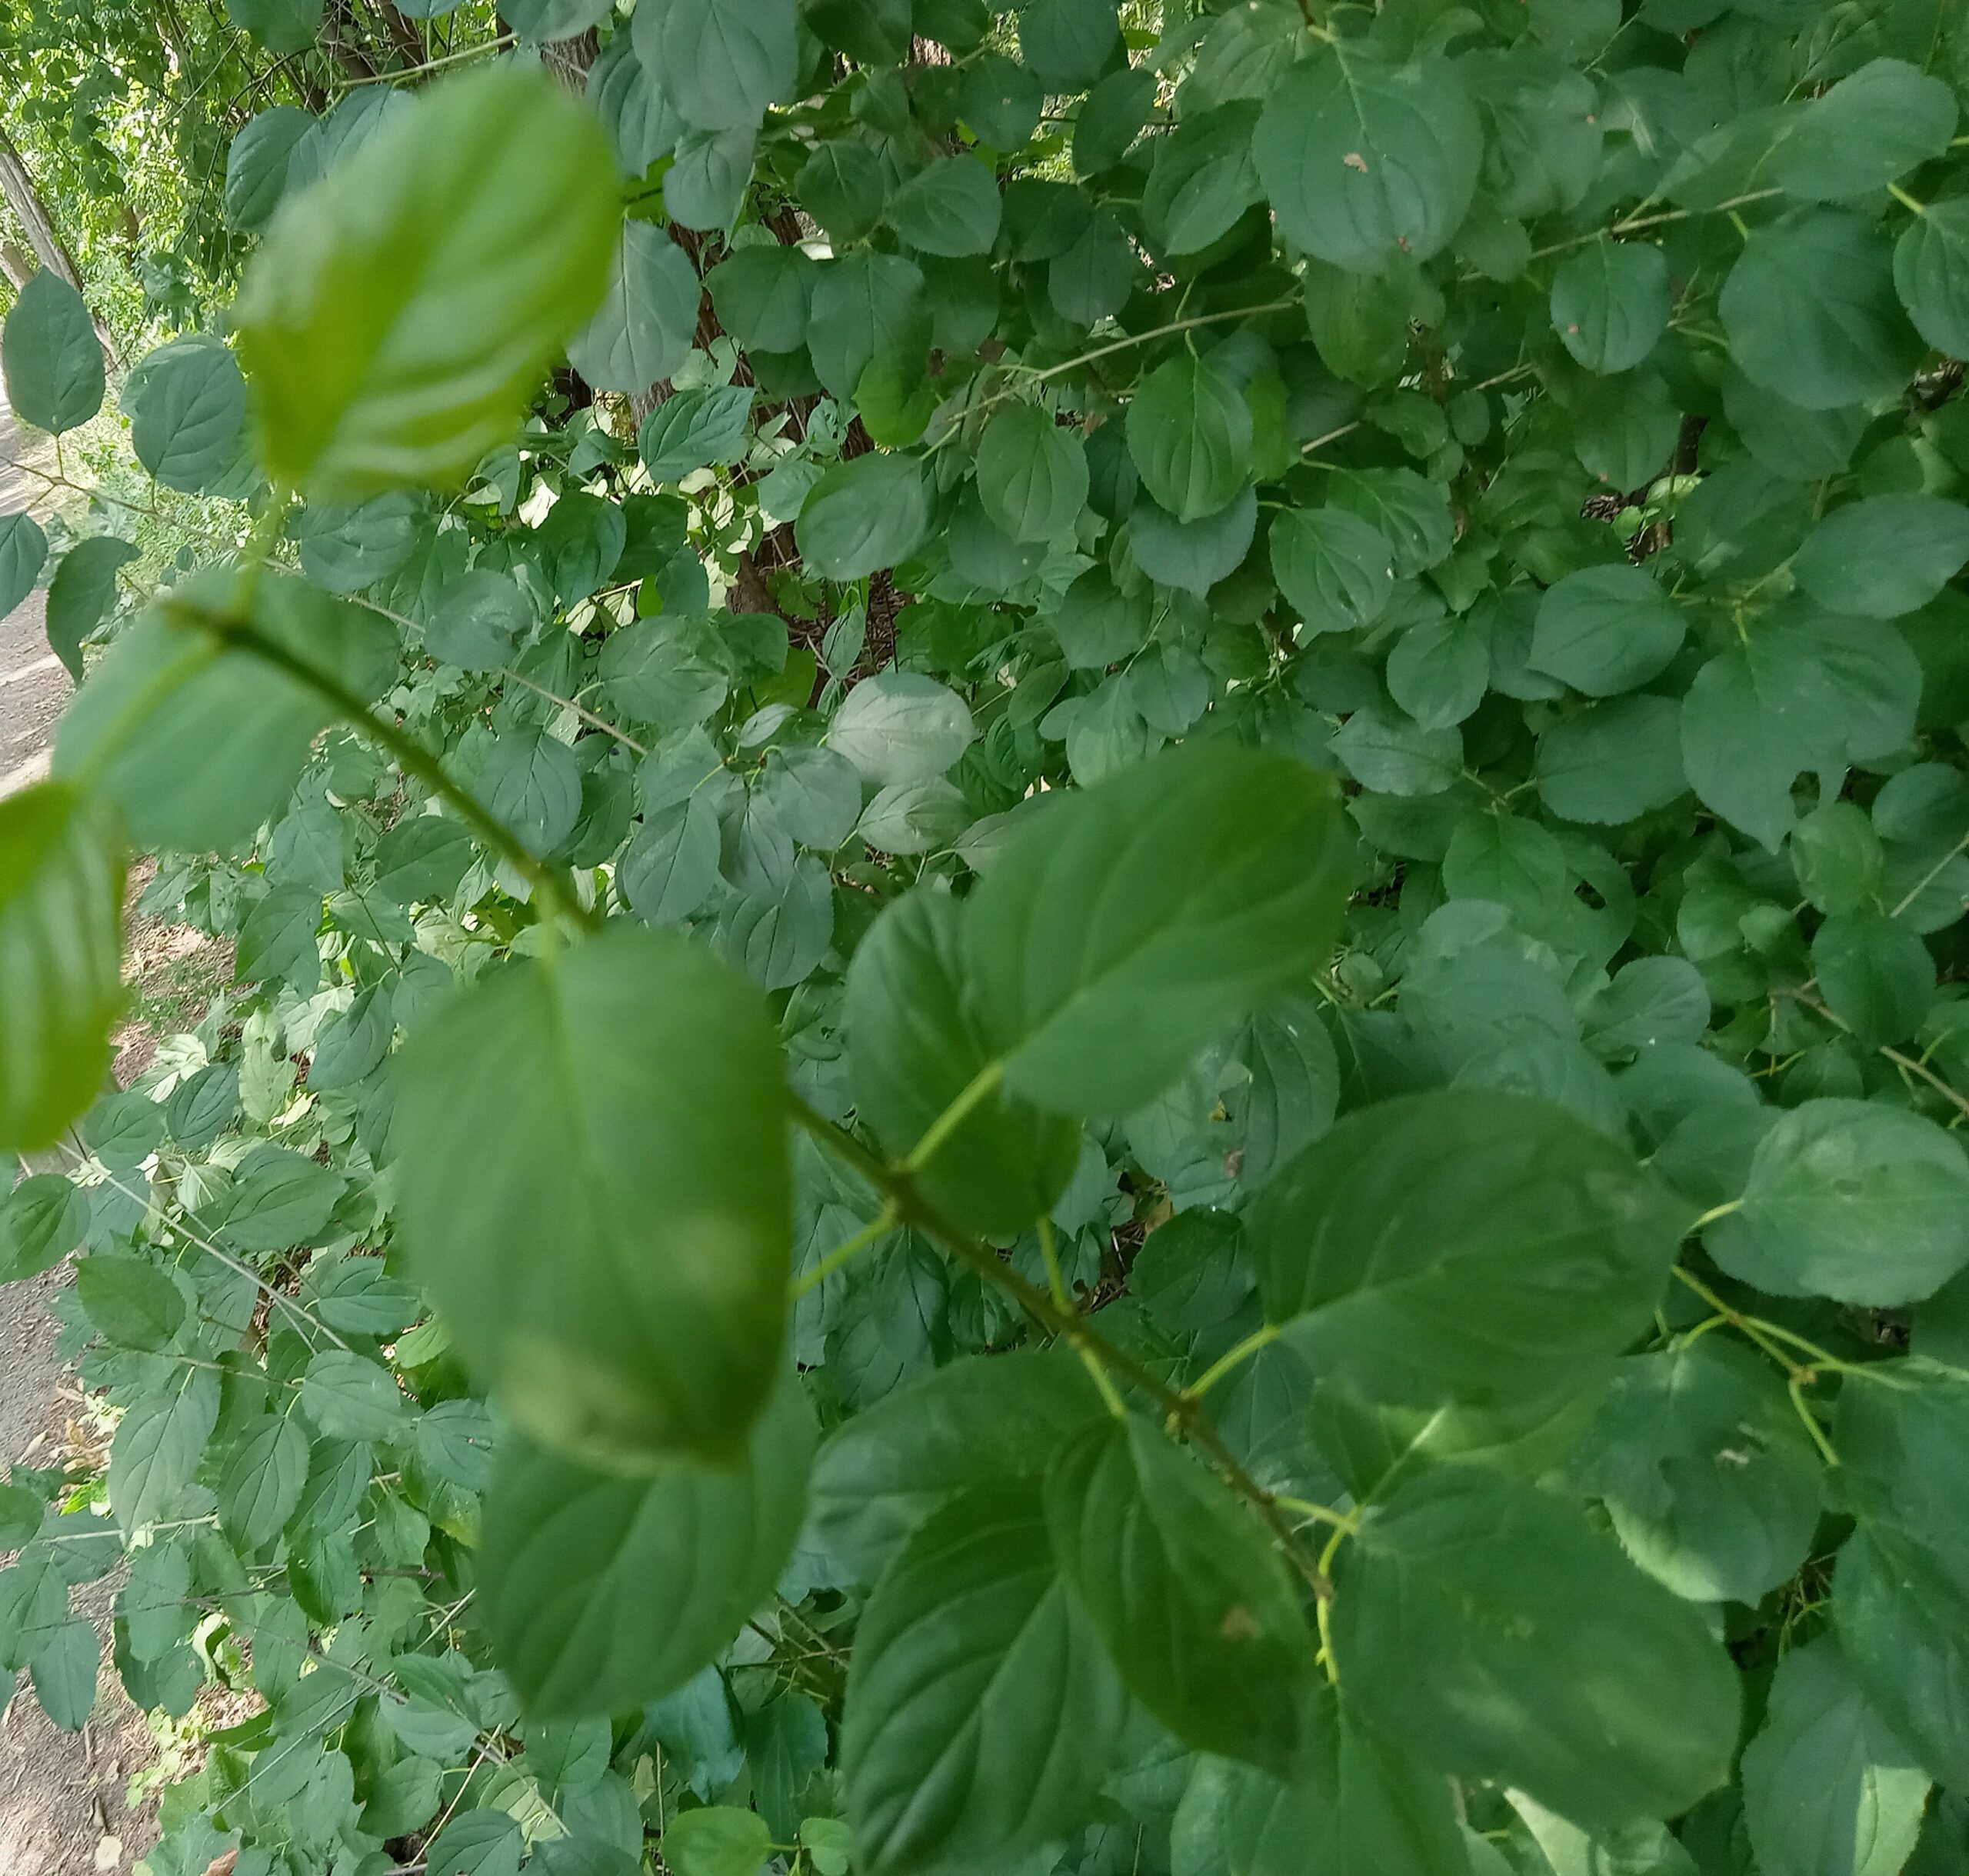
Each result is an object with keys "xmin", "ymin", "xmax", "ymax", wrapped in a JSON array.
[
  {"xmin": 1249, "ymin": 1090, "xmax": 1684, "ymax": 1408},
  {"xmin": 1741, "ymin": 1638, "xmax": 1929, "ymax": 1876},
  {"xmin": 1894, "ymin": 198, "xmax": 1969, "ymax": 357},
  {"xmin": 54, "ymin": 572, "xmax": 398, "ymax": 853},
  {"xmin": 795, "ymin": 453, "xmax": 931, "ymax": 579},
  {"xmin": 108, "ymin": 1371, "xmax": 220, "ymax": 1533},
  {"xmin": 1549, "ymin": 240, "xmax": 1671, "ymax": 375},
  {"xmin": 841, "ymin": 1480, "xmax": 1129, "ymax": 1876},
  {"xmin": 976, "ymin": 405, "xmax": 1088, "ymax": 542},
  {"xmin": 1170, "ymin": 1691, "xmax": 1466, "ymax": 1876},
  {"xmin": 0, "ymin": 782, "xmax": 124, "ymax": 1153},
  {"xmin": 963, "ymin": 741, "xmax": 1356, "ymax": 1116},
  {"xmin": 656, "ymin": 0, "xmax": 795, "ymax": 132},
  {"xmin": 638, "ymin": 385, "xmax": 755, "ymax": 481},
  {"xmin": 1721, "ymin": 212, "xmax": 1922, "ymax": 411},
  {"xmin": 425, "ymin": 568, "xmax": 534, "ymax": 671},
  {"xmin": 45, "ymin": 535, "xmax": 138, "ymax": 680},
  {"xmin": 663, "ymin": 1808, "xmax": 773, "ymax": 1876},
  {"xmin": 1537, "ymin": 696, "xmax": 1687, "ymax": 825},
  {"xmin": 233, "ymin": 66, "xmax": 619, "ymax": 496},
  {"xmin": 1126, "ymin": 354, "xmax": 1252, "ymax": 525},
  {"xmin": 481, "ymin": 1371, "xmax": 814, "ymax": 1714},
  {"xmin": 1530, "ymin": 565, "xmax": 1686, "ymax": 697},
  {"xmin": 225, "ymin": 104, "xmax": 314, "ymax": 234},
  {"xmin": 74, "ymin": 1254, "xmax": 185, "ymax": 1351},
  {"xmin": 1574, "ymin": 1341, "xmax": 1821, "ymax": 1604},
  {"xmin": 216, "ymin": 1143, "xmax": 345, "ymax": 1251},
  {"xmin": 811, "ymin": 1349, "xmax": 1108, "ymax": 1584},
  {"xmin": 0, "ymin": 1174, "xmax": 89, "ymax": 1282},
  {"xmin": 395, "ymin": 924, "xmax": 791, "ymax": 1467},
  {"xmin": 569, "ymin": 222, "xmax": 701, "ymax": 393},
  {"xmin": 846, "ymin": 888, "xmax": 1079, "ymax": 1235},
  {"xmin": 1142, "ymin": 105, "xmax": 1263, "ymax": 256},
  {"xmin": 125, "ymin": 335, "xmax": 248, "ymax": 493},
  {"xmin": 0, "ymin": 511, "xmax": 48, "ymax": 619},
  {"xmin": 1268, "ymin": 508, "xmax": 1394, "ymax": 635},
  {"xmin": 1335, "ymin": 1468, "xmax": 1740, "ymax": 1828},
  {"xmin": 827, "ymin": 671, "xmax": 974, "ymax": 784},
  {"xmin": 31, "ymin": 1615, "xmax": 98, "ymax": 1731},
  {"xmin": 1771, "ymin": 59, "xmax": 1955, "ymax": 204},
  {"xmin": 1706, "ymin": 1100, "xmax": 1969, "ymax": 1306},
  {"xmin": 300, "ymin": 1349, "xmax": 410, "ymax": 1441},
  {"xmin": 218, "ymin": 1414, "xmax": 311, "ymax": 1551},
  {"xmin": 1253, "ymin": 47, "xmax": 1481, "ymax": 272},
  {"xmin": 1791, "ymin": 495, "xmax": 1969, "ymax": 620},
  {"xmin": 1327, "ymin": 468, "xmax": 1453, "ymax": 578},
  {"xmin": 2, "ymin": 271, "xmax": 104, "ymax": 435},
  {"xmin": 1047, "ymin": 1417, "xmax": 1320, "ymax": 1771},
  {"xmin": 1812, "ymin": 910, "xmax": 1934, "ymax": 1049},
  {"xmin": 705, "ymin": 245, "xmax": 815, "ymax": 353},
  {"xmin": 1832, "ymin": 1361, "xmax": 1969, "ymax": 1788},
  {"xmin": 425, "ymin": 1810, "xmax": 525, "ymax": 1876},
  {"xmin": 888, "ymin": 154, "xmax": 1003, "ymax": 257}
]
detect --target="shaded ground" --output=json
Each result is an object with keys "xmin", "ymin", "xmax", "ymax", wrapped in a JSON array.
[{"xmin": 0, "ymin": 391, "xmax": 165, "ymax": 1876}]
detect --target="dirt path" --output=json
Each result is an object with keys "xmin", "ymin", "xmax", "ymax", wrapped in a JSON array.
[{"xmin": 0, "ymin": 392, "xmax": 162, "ymax": 1876}]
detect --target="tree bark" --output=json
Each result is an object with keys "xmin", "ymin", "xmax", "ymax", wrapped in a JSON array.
[{"xmin": 0, "ymin": 122, "xmax": 83, "ymax": 293}]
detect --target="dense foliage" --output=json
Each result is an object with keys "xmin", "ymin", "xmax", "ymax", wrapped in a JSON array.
[{"xmin": 6, "ymin": 3, "xmax": 1969, "ymax": 1874}]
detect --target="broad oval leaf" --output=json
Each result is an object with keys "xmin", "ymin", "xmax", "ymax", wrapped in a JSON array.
[
  {"xmin": 841, "ymin": 1480, "xmax": 1130, "ymax": 1876},
  {"xmin": 1047, "ymin": 1417, "xmax": 1321, "ymax": 1771},
  {"xmin": 1704, "ymin": 1099, "xmax": 1969, "ymax": 1306},
  {"xmin": 395, "ymin": 924, "xmax": 792, "ymax": 1467},
  {"xmin": 1254, "ymin": 47, "xmax": 1481, "ymax": 272},
  {"xmin": 481, "ymin": 1372, "xmax": 814, "ymax": 1714},
  {"xmin": 1248, "ymin": 1089, "xmax": 1684, "ymax": 1408},
  {"xmin": 964, "ymin": 741, "xmax": 1355, "ymax": 1117},
  {"xmin": 0, "ymin": 783, "xmax": 123, "ymax": 1153},
  {"xmin": 233, "ymin": 66, "xmax": 619, "ymax": 495},
  {"xmin": 2, "ymin": 271, "xmax": 105, "ymax": 435},
  {"xmin": 1334, "ymin": 1468, "xmax": 1741, "ymax": 1828}
]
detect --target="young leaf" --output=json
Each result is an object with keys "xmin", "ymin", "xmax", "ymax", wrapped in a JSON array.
[
  {"xmin": 233, "ymin": 65, "xmax": 620, "ymax": 495},
  {"xmin": 1334, "ymin": 1468, "xmax": 1741, "ymax": 1828},
  {"xmin": 964, "ymin": 741, "xmax": 1356, "ymax": 1116},
  {"xmin": 395, "ymin": 924, "xmax": 792, "ymax": 1467},
  {"xmin": 482, "ymin": 1372, "xmax": 814, "ymax": 1714},
  {"xmin": 1046, "ymin": 1417, "xmax": 1321, "ymax": 1771}
]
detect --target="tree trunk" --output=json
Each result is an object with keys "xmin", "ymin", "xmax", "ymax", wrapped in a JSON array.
[{"xmin": 0, "ymin": 122, "xmax": 83, "ymax": 293}]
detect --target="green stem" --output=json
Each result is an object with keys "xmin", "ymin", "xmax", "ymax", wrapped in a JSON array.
[
  {"xmin": 1788, "ymin": 1376, "xmax": 1841, "ymax": 1468},
  {"xmin": 781, "ymin": 1090, "xmax": 1328, "ymax": 1588},
  {"xmin": 905, "ymin": 1060, "xmax": 1004, "ymax": 1172},
  {"xmin": 790, "ymin": 1205, "xmax": 897, "ymax": 1299},
  {"xmin": 1185, "ymin": 1321, "xmax": 1281, "ymax": 1400},
  {"xmin": 177, "ymin": 601, "xmax": 595, "ymax": 932}
]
